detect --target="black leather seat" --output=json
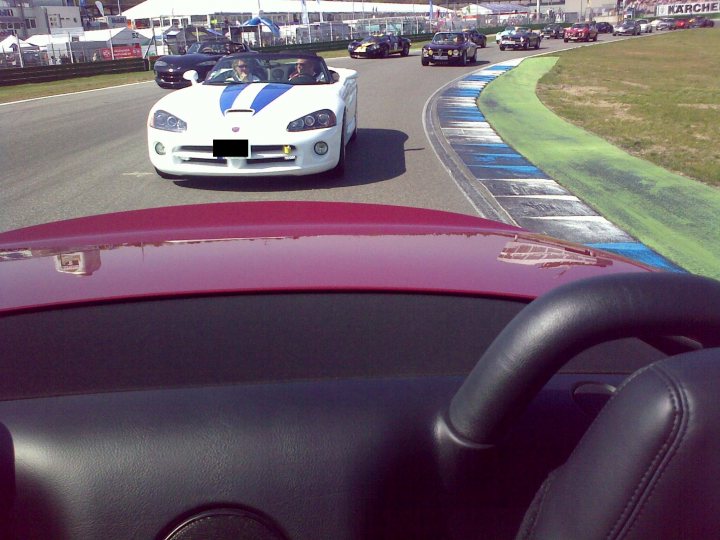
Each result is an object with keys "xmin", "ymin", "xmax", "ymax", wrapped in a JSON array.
[{"xmin": 517, "ymin": 348, "xmax": 720, "ymax": 539}]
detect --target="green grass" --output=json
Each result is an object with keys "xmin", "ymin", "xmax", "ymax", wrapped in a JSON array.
[
  {"xmin": 536, "ymin": 30, "xmax": 720, "ymax": 185},
  {"xmin": 478, "ymin": 48, "xmax": 720, "ymax": 279},
  {"xmin": 0, "ymin": 71, "xmax": 156, "ymax": 103}
]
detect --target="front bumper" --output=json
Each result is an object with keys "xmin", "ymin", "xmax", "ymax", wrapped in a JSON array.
[
  {"xmin": 349, "ymin": 49, "xmax": 383, "ymax": 58},
  {"xmin": 148, "ymin": 125, "xmax": 343, "ymax": 178},
  {"xmin": 154, "ymin": 70, "xmax": 191, "ymax": 89},
  {"xmin": 422, "ymin": 49, "xmax": 464, "ymax": 63}
]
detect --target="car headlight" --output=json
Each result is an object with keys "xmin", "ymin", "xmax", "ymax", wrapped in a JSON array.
[
  {"xmin": 150, "ymin": 110, "xmax": 187, "ymax": 132},
  {"xmin": 154, "ymin": 60, "xmax": 168, "ymax": 67},
  {"xmin": 367, "ymin": 44, "xmax": 376, "ymax": 50},
  {"xmin": 287, "ymin": 109, "xmax": 337, "ymax": 132}
]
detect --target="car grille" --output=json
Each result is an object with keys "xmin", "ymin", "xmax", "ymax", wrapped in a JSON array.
[
  {"xmin": 157, "ymin": 72, "xmax": 184, "ymax": 82},
  {"xmin": 175, "ymin": 145, "xmax": 298, "ymax": 166}
]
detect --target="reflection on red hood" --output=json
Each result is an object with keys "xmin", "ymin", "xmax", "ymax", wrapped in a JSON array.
[{"xmin": 0, "ymin": 202, "xmax": 654, "ymax": 313}]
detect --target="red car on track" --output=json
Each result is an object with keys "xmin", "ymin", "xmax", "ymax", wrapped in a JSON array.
[
  {"xmin": 2, "ymin": 201, "xmax": 720, "ymax": 539},
  {"xmin": 564, "ymin": 22, "xmax": 599, "ymax": 42}
]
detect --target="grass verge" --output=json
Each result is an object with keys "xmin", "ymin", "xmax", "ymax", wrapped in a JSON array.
[
  {"xmin": 478, "ymin": 53, "xmax": 720, "ymax": 279},
  {"xmin": 0, "ymin": 71, "xmax": 156, "ymax": 104},
  {"xmin": 536, "ymin": 29, "xmax": 720, "ymax": 186}
]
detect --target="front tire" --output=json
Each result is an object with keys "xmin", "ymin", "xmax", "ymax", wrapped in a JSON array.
[
  {"xmin": 421, "ymin": 57, "xmax": 429, "ymax": 66},
  {"xmin": 461, "ymin": 51, "xmax": 467, "ymax": 65},
  {"xmin": 401, "ymin": 43, "xmax": 410, "ymax": 56},
  {"xmin": 499, "ymin": 45, "xmax": 505, "ymax": 51}
]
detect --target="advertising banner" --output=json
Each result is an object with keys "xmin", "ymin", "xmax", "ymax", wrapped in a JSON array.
[
  {"xmin": 101, "ymin": 44, "xmax": 141, "ymax": 59},
  {"xmin": 656, "ymin": 1, "xmax": 720, "ymax": 15}
]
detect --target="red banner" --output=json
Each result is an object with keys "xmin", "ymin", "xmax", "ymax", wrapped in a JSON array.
[{"xmin": 101, "ymin": 44, "xmax": 142, "ymax": 60}]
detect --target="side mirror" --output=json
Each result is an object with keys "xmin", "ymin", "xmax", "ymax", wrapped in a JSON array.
[
  {"xmin": 330, "ymin": 70, "xmax": 340, "ymax": 83},
  {"xmin": 183, "ymin": 70, "xmax": 199, "ymax": 85}
]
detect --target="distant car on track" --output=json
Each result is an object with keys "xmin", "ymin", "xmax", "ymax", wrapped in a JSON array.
[
  {"xmin": 148, "ymin": 52, "xmax": 358, "ymax": 179},
  {"xmin": 421, "ymin": 32, "xmax": 478, "ymax": 65},
  {"xmin": 495, "ymin": 26, "xmax": 522, "ymax": 43},
  {"xmin": 655, "ymin": 17, "xmax": 677, "ymax": 30},
  {"xmin": 689, "ymin": 16, "xmax": 715, "ymax": 27},
  {"xmin": 499, "ymin": 27, "xmax": 541, "ymax": 50},
  {"xmin": 564, "ymin": 22, "xmax": 599, "ymax": 42},
  {"xmin": 595, "ymin": 22, "xmax": 614, "ymax": 33},
  {"xmin": 542, "ymin": 24, "xmax": 565, "ymax": 38},
  {"xmin": 614, "ymin": 20, "xmax": 641, "ymax": 36},
  {"xmin": 674, "ymin": 18, "xmax": 690, "ymax": 28},
  {"xmin": 636, "ymin": 19, "xmax": 654, "ymax": 33},
  {"xmin": 347, "ymin": 34, "xmax": 411, "ymax": 58},
  {"xmin": 463, "ymin": 28, "xmax": 488, "ymax": 48},
  {"xmin": 154, "ymin": 40, "xmax": 248, "ymax": 89}
]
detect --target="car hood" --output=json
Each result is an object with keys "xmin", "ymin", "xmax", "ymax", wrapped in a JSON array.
[
  {"xmin": 149, "ymin": 80, "xmax": 343, "ymax": 123},
  {"xmin": 155, "ymin": 53, "xmax": 220, "ymax": 68},
  {"xmin": 0, "ymin": 202, "xmax": 654, "ymax": 314},
  {"xmin": 424, "ymin": 43, "xmax": 463, "ymax": 50}
]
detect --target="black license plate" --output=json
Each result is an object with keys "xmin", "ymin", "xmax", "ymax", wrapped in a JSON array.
[{"xmin": 213, "ymin": 139, "xmax": 249, "ymax": 157}]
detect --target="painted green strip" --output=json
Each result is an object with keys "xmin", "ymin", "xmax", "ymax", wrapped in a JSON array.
[{"xmin": 478, "ymin": 57, "xmax": 720, "ymax": 280}]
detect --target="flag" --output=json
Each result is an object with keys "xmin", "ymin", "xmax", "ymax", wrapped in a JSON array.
[
  {"xmin": 317, "ymin": 0, "xmax": 324, "ymax": 23},
  {"xmin": 300, "ymin": 0, "xmax": 309, "ymax": 24}
]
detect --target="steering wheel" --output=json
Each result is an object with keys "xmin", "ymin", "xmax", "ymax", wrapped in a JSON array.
[
  {"xmin": 444, "ymin": 272, "xmax": 720, "ymax": 445},
  {"xmin": 289, "ymin": 74, "xmax": 315, "ymax": 85}
]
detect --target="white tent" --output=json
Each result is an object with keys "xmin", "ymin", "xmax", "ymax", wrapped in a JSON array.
[
  {"xmin": 0, "ymin": 35, "xmax": 36, "ymax": 51},
  {"xmin": 124, "ymin": 0, "xmax": 451, "ymax": 21}
]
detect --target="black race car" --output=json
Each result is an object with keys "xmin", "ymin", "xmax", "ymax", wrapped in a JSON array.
[
  {"xmin": 542, "ymin": 24, "xmax": 564, "ymax": 38},
  {"xmin": 498, "ymin": 27, "xmax": 541, "ymax": 50},
  {"xmin": 421, "ymin": 32, "xmax": 478, "ymax": 66},
  {"xmin": 596, "ymin": 21, "xmax": 614, "ymax": 33},
  {"xmin": 153, "ymin": 40, "xmax": 249, "ymax": 89},
  {"xmin": 463, "ymin": 28, "xmax": 488, "ymax": 48},
  {"xmin": 348, "ymin": 34, "xmax": 411, "ymax": 58}
]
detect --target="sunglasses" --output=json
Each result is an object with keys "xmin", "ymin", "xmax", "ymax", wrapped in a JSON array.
[{"xmin": 235, "ymin": 64, "xmax": 248, "ymax": 69}]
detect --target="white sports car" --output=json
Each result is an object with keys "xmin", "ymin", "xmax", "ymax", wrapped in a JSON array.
[{"xmin": 147, "ymin": 52, "xmax": 359, "ymax": 179}]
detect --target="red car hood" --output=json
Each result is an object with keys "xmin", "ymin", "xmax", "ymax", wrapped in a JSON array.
[{"xmin": 0, "ymin": 202, "xmax": 653, "ymax": 313}]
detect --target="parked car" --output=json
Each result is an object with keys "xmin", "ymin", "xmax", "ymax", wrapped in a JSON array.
[
  {"xmin": 421, "ymin": 32, "xmax": 478, "ymax": 65},
  {"xmin": 655, "ymin": 17, "xmax": 677, "ymax": 30},
  {"xmin": 153, "ymin": 39, "xmax": 249, "ymax": 89},
  {"xmin": 613, "ymin": 20, "xmax": 641, "ymax": 36},
  {"xmin": 542, "ymin": 24, "xmax": 565, "ymax": 38},
  {"xmin": 498, "ymin": 27, "xmax": 541, "ymax": 50},
  {"xmin": 564, "ymin": 22, "xmax": 599, "ymax": 42},
  {"xmin": 463, "ymin": 28, "xmax": 488, "ymax": 48},
  {"xmin": 347, "ymin": 33, "xmax": 411, "ymax": 58},
  {"xmin": 595, "ymin": 21, "xmax": 614, "ymax": 33},
  {"xmin": 636, "ymin": 19, "xmax": 654, "ymax": 32}
]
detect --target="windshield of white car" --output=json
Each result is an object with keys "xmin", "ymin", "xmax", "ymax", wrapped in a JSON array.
[
  {"xmin": 432, "ymin": 33, "xmax": 464, "ymax": 44},
  {"xmin": 204, "ymin": 53, "xmax": 330, "ymax": 85}
]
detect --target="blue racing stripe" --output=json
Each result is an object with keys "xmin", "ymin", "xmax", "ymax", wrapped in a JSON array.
[
  {"xmin": 250, "ymin": 84, "xmax": 293, "ymax": 116},
  {"xmin": 219, "ymin": 84, "xmax": 252, "ymax": 114}
]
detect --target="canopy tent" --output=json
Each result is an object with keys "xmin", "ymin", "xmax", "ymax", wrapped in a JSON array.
[
  {"xmin": 123, "ymin": 0, "xmax": 452, "ymax": 21},
  {"xmin": 241, "ymin": 16, "xmax": 281, "ymax": 37},
  {"xmin": 0, "ymin": 35, "xmax": 36, "ymax": 51},
  {"xmin": 26, "ymin": 27, "xmax": 150, "ymax": 48}
]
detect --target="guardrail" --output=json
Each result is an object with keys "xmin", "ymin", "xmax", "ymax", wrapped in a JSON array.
[{"xmin": 0, "ymin": 58, "xmax": 148, "ymax": 86}]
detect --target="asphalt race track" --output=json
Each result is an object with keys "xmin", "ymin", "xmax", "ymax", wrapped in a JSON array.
[{"xmin": 1, "ymin": 33, "xmax": 642, "ymax": 235}]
